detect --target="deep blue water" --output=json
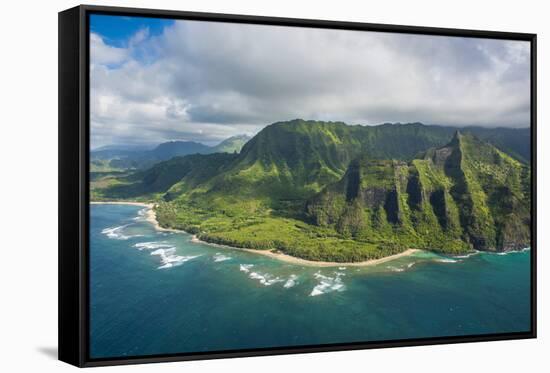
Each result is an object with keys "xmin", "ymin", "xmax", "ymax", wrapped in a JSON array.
[{"xmin": 90, "ymin": 204, "xmax": 531, "ymax": 358}]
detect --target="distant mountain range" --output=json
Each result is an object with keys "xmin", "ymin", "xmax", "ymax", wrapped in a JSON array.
[
  {"xmin": 91, "ymin": 134, "xmax": 252, "ymax": 171},
  {"xmin": 91, "ymin": 120, "xmax": 531, "ymax": 262}
]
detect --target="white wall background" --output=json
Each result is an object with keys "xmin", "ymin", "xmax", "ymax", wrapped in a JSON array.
[{"xmin": 0, "ymin": 0, "xmax": 547, "ymax": 371}]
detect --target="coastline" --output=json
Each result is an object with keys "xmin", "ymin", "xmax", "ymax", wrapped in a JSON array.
[
  {"xmin": 191, "ymin": 233, "xmax": 421, "ymax": 267},
  {"xmin": 91, "ymin": 201, "xmax": 181, "ymax": 233},
  {"xmin": 188, "ymin": 234, "xmax": 420, "ymax": 267},
  {"xmin": 91, "ymin": 201, "xmax": 421, "ymax": 267},
  {"xmin": 245, "ymin": 247, "xmax": 420, "ymax": 267},
  {"xmin": 91, "ymin": 201, "xmax": 153, "ymax": 207}
]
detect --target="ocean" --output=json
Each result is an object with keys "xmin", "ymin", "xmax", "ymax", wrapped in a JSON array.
[{"xmin": 90, "ymin": 204, "xmax": 531, "ymax": 359}]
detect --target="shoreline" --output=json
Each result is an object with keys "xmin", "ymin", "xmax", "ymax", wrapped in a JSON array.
[
  {"xmin": 188, "ymin": 234, "xmax": 420, "ymax": 267},
  {"xmin": 91, "ymin": 201, "xmax": 153, "ymax": 207},
  {"xmin": 246, "ymin": 248, "xmax": 420, "ymax": 267},
  {"xmin": 91, "ymin": 201, "xmax": 181, "ymax": 233},
  {"xmin": 91, "ymin": 201, "xmax": 421, "ymax": 267}
]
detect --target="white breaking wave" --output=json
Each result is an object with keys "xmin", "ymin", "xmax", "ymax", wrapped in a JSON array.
[
  {"xmin": 310, "ymin": 271, "xmax": 346, "ymax": 296},
  {"xmin": 435, "ymin": 258, "xmax": 460, "ymax": 263},
  {"xmin": 239, "ymin": 264, "xmax": 296, "ymax": 288},
  {"xmin": 101, "ymin": 224, "xmax": 143, "ymax": 240},
  {"xmin": 248, "ymin": 272, "xmax": 284, "ymax": 286},
  {"xmin": 150, "ymin": 248, "xmax": 200, "ymax": 269},
  {"xmin": 385, "ymin": 261, "xmax": 417, "ymax": 272},
  {"xmin": 386, "ymin": 265, "xmax": 405, "ymax": 272},
  {"xmin": 338, "ymin": 267, "xmax": 347, "ymax": 270},
  {"xmin": 239, "ymin": 264, "xmax": 254, "ymax": 273},
  {"xmin": 133, "ymin": 208, "xmax": 148, "ymax": 221},
  {"xmin": 496, "ymin": 247, "xmax": 531, "ymax": 255},
  {"xmin": 213, "ymin": 253, "xmax": 232, "ymax": 262},
  {"xmin": 283, "ymin": 274, "xmax": 298, "ymax": 288},
  {"xmin": 133, "ymin": 241, "xmax": 173, "ymax": 250},
  {"xmin": 453, "ymin": 250, "xmax": 480, "ymax": 259}
]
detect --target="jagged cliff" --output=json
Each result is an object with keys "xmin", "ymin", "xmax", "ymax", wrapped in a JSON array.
[{"xmin": 306, "ymin": 132, "xmax": 530, "ymax": 252}]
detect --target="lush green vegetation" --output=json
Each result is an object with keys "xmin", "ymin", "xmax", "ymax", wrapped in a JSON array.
[
  {"xmin": 92, "ymin": 120, "xmax": 531, "ymax": 262},
  {"xmin": 154, "ymin": 200, "xmax": 404, "ymax": 262}
]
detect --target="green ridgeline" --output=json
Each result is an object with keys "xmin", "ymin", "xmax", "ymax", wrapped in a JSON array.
[
  {"xmin": 91, "ymin": 135, "xmax": 252, "ymax": 171},
  {"xmin": 92, "ymin": 120, "xmax": 531, "ymax": 262}
]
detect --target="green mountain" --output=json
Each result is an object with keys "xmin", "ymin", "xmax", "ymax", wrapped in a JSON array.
[
  {"xmin": 149, "ymin": 141, "xmax": 211, "ymax": 159},
  {"xmin": 91, "ymin": 135, "xmax": 251, "ymax": 171},
  {"xmin": 306, "ymin": 132, "xmax": 530, "ymax": 252},
  {"xmin": 92, "ymin": 120, "xmax": 531, "ymax": 262},
  {"xmin": 106, "ymin": 141, "xmax": 211, "ymax": 170},
  {"xmin": 91, "ymin": 153, "xmax": 238, "ymax": 201},
  {"xmin": 91, "ymin": 121, "xmax": 529, "ymax": 173},
  {"xmin": 210, "ymin": 134, "xmax": 252, "ymax": 154},
  {"xmin": 161, "ymin": 119, "xmax": 529, "ymax": 204}
]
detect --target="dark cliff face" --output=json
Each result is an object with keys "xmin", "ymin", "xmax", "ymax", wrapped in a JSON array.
[{"xmin": 306, "ymin": 132, "xmax": 530, "ymax": 252}]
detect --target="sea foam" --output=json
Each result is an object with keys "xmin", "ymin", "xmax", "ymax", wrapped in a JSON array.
[
  {"xmin": 101, "ymin": 224, "xmax": 143, "ymax": 240},
  {"xmin": 386, "ymin": 265, "xmax": 405, "ymax": 272},
  {"xmin": 150, "ymin": 248, "xmax": 200, "ymax": 269},
  {"xmin": 133, "ymin": 241, "xmax": 173, "ymax": 250},
  {"xmin": 213, "ymin": 253, "xmax": 232, "ymax": 262},
  {"xmin": 283, "ymin": 274, "xmax": 298, "ymax": 288},
  {"xmin": 239, "ymin": 264, "xmax": 254, "ymax": 273},
  {"xmin": 310, "ymin": 271, "xmax": 345, "ymax": 296},
  {"xmin": 496, "ymin": 247, "xmax": 531, "ymax": 256},
  {"xmin": 133, "ymin": 208, "xmax": 148, "ymax": 221},
  {"xmin": 453, "ymin": 250, "xmax": 480, "ymax": 259},
  {"xmin": 435, "ymin": 258, "xmax": 460, "ymax": 263},
  {"xmin": 248, "ymin": 272, "xmax": 284, "ymax": 286}
]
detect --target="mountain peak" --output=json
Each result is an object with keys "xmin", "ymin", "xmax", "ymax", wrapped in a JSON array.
[{"xmin": 448, "ymin": 130, "xmax": 462, "ymax": 146}]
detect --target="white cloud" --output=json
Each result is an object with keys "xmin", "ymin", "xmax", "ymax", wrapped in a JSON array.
[
  {"xmin": 89, "ymin": 33, "xmax": 128, "ymax": 66},
  {"xmin": 90, "ymin": 21, "xmax": 531, "ymax": 148}
]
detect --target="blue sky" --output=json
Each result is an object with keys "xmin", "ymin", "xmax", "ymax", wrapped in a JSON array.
[
  {"xmin": 89, "ymin": 14, "xmax": 531, "ymax": 148},
  {"xmin": 90, "ymin": 14, "xmax": 173, "ymax": 48}
]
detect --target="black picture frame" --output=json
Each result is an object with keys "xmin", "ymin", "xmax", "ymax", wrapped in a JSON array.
[{"xmin": 58, "ymin": 4, "xmax": 537, "ymax": 368}]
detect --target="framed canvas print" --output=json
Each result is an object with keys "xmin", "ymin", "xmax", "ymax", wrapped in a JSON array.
[{"xmin": 58, "ymin": 5, "xmax": 537, "ymax": 367}]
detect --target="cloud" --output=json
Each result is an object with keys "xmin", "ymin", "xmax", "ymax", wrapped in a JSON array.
[
  {"xmin": 90, "ymin": 20, "xmax": 531, "ymax": 148},
  {"xmin": 90, "ymin": 33, "xmax": 128, "ymax": 66}
]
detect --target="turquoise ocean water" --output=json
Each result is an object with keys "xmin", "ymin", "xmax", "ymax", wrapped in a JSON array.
[{"xmin": 90, "ymin": 204, "xmax": 531, "ymax": 358}]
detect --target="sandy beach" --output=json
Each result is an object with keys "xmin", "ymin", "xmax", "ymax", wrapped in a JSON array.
[
  {"xmin": 92, "ymin": 201, "xmax": 421, "ymax": 267},
  {"xmin": 242, "ymin": 247, "xmax": 420, "ymax": 267},
  {"xmin": 190, "ymin": 233, "xmax": 419, "ymax": 267}
]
